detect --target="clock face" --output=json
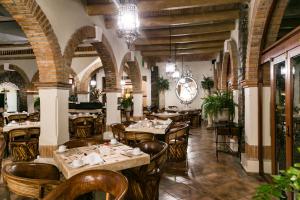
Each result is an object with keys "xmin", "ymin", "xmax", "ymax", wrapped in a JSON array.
[{"xmin": 175, "ymin": 77, "xmax": 198, "ymax": 105}]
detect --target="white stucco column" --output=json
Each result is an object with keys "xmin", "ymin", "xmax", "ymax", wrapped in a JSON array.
[
  {"xmin": 77, "ymin": 92, "xmax": 89, "ymax": 102},
  {"xmin": 232, "ymin": 89, "xmax": 239, "ymax": 123},
  {"xmin": 133, "ymin": 92, "xmax": 143, "ymax": 120},
  {"xmin": 242, "ymin": 87, "xmax": 271, "ymax": 174},
  {"xmin": 106, "ymin": 91, "xmax": 121, "ymax": 126},
  {"xmin": 38, "ymin": 87, "xmax": 69, "ymax": 157},
  {"xmin": 27, "ymin": 93, "xmax": 35, "ymax": 113}
]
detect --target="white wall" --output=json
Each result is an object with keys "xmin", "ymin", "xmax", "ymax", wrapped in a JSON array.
[{"xmin": 158, "ymin": 61, "xmax": 214, "ymax": 109}]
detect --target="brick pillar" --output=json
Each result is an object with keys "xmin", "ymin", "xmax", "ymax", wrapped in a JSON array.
[
  {"xmin": 133, "ymin": 92, "xmax": 143, "ymax": 120},
  {"xmin": 38, "ymin": 84, "xmax": 70, "ymax": 157}
]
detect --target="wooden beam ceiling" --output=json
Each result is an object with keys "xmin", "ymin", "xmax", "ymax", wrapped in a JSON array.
[
  {"xmin": 140, "ymin": 21, "xmax": 235, "ymax": 38},
  {"xmin": 105, "ymin": 9, "xmax": 239, "ymax": 29},
  {"xmin": 144, "ymin": 52, "xmax": 218, "ymax": 62},
  {"xmin": 135, "ymin": 41, "xmax": 224, "ymax": 51},
  {"xmin": 135, "ymin": 32, "xmax": 230, "ymax": 45},
  {"xmin": 141, "ymin": 47, "xmax": 222, "ymax": 56},
  {"xmin": 86, "ymin": 0, "xmax": 245, "ymax": 16}
]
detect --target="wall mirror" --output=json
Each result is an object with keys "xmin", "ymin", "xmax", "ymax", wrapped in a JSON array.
[{"xmin": 175, "ymin": 77, "xmax": 198, "ymax": 104}]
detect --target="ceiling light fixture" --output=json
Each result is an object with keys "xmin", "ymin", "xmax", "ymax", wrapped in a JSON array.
[{"xmin": 117, "ymin": 0, "xmax": 140, "ymax": 48}]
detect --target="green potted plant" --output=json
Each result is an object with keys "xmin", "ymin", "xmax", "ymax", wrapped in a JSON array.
[
  {"xmin": 254, "ymin": 149, "xmax": 300, "ymax": 199},
  {"xmin": 34, "ymin": 97, "xmax": 40, "ymax": 112},
  {"xmin": 121, "ymin": 97, "xmax": 133, "ymax": 121},
  {"xmin": 90, "ymin": 88, "xmax": 103, "ymax": 102},
  {"xmin": 201, "ymin": 76, "xmax": 214, "ymax": 94},
  {"xmin": 201, "ymin": 91, "xmax": 237, "ymax": 127},
  {"xmin": 157, "ymin": 77, "xmax": 169, "ymax": 109}
]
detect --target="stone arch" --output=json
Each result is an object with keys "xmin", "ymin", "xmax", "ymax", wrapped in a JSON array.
[
  {"xmin": 264, "ymin": 0, "xmax": 289, "ymax": 48},
  {"xmin": 0, "ymin": 64, "xmax": 30, "ymax": 111},
  {"xmin": 119, "ymin": 52, "xmax": 143, "ymax": 93},
  {"xmin": 63, "ymin": 26, "xmax": 119, "ymax": 91},
  {"xmin": 227, "ymin": 40, "xmax": 239, "ymax": 89},
  {"xmin": 244, "ymin": 0, "xmax": 274, "ymax": 86},
  {"xmin": 1, "ymin": 0, "xmax": 66, "ymax": 84},
  {"xmin": 79, "ymin": 61, "xmax": 103, "ymax": 93},
  {"xmin": 220, "ymin": 52, "xmax": 230, "ymax": 90}
]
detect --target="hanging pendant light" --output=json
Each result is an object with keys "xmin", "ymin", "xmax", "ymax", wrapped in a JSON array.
[
  {"xmin": 117, "ymin": 0, "xmax": 140, "ymax": 48},
  {"xmin": 165, "ymin": 27, "xmax": 175, "ymax": 76},
  {"xmin": 172, "ymin": 44, "xmax": 180, "ymax": 81}
]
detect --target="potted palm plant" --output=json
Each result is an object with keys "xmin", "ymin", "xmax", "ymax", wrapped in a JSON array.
[
  {"xmin": 201, "ymin": 91, "xmax": 237, "ymax": 127},
  {"xmin": 201, "ymin": 76, "xmax": 214, "ymax": 94},
  {"xmin": 121, "ymin": 97, "xmax": 133, "ymax": 121},
  {"xmin": 157, "ymin": 77, "xmax": 169, "ymax": 109}
]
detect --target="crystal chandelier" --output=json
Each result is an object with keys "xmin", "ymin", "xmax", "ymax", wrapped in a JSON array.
[
  {"xmin": 165, "ymin": 27, "xmax": 175, "ymax": 76},
  {"xmin": 117, "ymin": 0, "xmax": 140, "ymax": 48}
]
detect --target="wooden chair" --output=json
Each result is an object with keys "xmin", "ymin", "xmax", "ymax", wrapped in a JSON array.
[
  {"xmin": 165, "ymin": 124, "xmax": 189, "ymax": 161},
  {"xmin": 94, "ymin": 114, "xmax": 104, "ymax": 138},
  {"xmin": 8, "ymin": 128, "xmax": 39, "ymax": 161},
  {"xmin": 64, "ymin": 138, "xmax": 101, "ymax": 149},
  {"xmin": 2, "ymin": 162, "xmax": 61, "ymax": 199},
  {"xmin": 28, "ymin": 112, "xmax": 40, "ymax": 122},
  {"xmin": 0, "ymin": 136, "xmax": 6, "ymax": 176},
  {"xmin": 111, "ymin": 123, "xmax": 127, "ymax": 143},
  {"xmin": 7, "ymin": 114, "xmax": 27, "ymax": 123},
  {"xmin": 0, "ymin": 114, "xmax": 4, "ymax": 127},
  {"xmin": 124, "ymin": 132, "xmax": 155, "ymax": 147},
  {"xmin": 73, "ymin": 116, "xmax": 94, "ymax": 138},
  {"xmin": 122, "ymin": 120, "xmax": 136, "ymax": 127},
  {"xmin": 43, "ymin": 170, "xmax": 128, "ymax": 200},
  {"xmin": 123, "ymin": 141, "xmax": 168, "ymax": 200},
  {"xmin": 28, "ymin": 127, "xmax": 40, "ymax": 139}
]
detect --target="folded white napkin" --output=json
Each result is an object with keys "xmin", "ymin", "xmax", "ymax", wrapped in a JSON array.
[{"xmin": 83, "ymin": 152, "xmax": 104, "ymax": 165}]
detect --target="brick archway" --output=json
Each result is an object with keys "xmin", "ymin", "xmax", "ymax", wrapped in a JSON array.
[
  {"xmin": 264, "ymin": 0, "xmax": 289, "ymax": 48},
  {"xmin": 31, "ymin": 67, "xmax": 79, "ymax": 91},
  {"xmin": 119, "ymin": 52, "xmax": 142, "ymax": 93},
  {"xmin": 64, "ymin": 26, "xmax": 119, "ymax": 91},
  {"xmin": 1, "ymin": 0, "xmax": 66, "ymax": 84},
  {"xmin": 220, "ymin": 52, "xmax": 230, "ymax": 90},
  {"xmin": 0, "ymin": 64, "xmax": 30, "ymax": 111},
  {"xmin": 244, "ymin": 0, "xmax": 274, "ymax": 86},
  {"xmin": 79, "ymin": 61, "xmax": 103, "ymax": 93},
  {"xmin": 227, "ymin": 40, "xmax": 239, "ymax": 90}
]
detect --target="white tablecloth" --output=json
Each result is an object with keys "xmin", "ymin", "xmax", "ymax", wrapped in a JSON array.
[
  {"xmin": 3, "ymin": 122, "xmax": 40, "ymax": 132},
  {"xmin": 3, "ymin": 112, "xmax": 29, "ymax": 118}
]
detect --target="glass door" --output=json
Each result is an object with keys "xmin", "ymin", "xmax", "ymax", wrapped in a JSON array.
[
  {"xmin": 289, "ymin": 47, "xmax": 300, "ymax": 165},
  {"xmin": 271, "ymin": 56, "xmax": 287, "ymax": 173}
]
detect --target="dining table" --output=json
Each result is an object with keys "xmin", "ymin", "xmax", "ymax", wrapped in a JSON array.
[
  {"xmin": 2, "ymin": 121, "xmax": 40, "ymax": 132},
  {"xmin": 125, "ymin": 118, "xmax": 173, "ymax": 135},
  {"xmin": 53, "ymin": 143, "xmax": 150, "ymax": 179},
  {"xmin": 152, "ymin": 112, "xmax": 181, "ymax": 119}
]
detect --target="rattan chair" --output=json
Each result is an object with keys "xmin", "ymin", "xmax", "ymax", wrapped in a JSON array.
[
  {"xmin": 7, "ymin": 114, "xmax": 27, "ymax": 123},
  {"xmin": 124, "ymin": 132, "xmax": 156, "ymax": 147},
  {"xmin": 73, "ymin": 116, "xmax": 94, "ymax": 138},
  {"xmin": 64, "ymin": 138, "xmax": 101, "ymax": 149},
  {"xmin": 0, "ymin": 136, "xmax": 6, "ymax": 176},
  {"xmin": 123, "ymin": 141, "xmax": 168, "ymax": 200},
  {"xmin": 111, "ymin": 123, "xmax": 127, "ymax": 143},
  {"xmin": 8, "ymin": 128, "xmax": 39, "ymax": 161},
  {"xmin": 43, "ymin": 170, "xmax": 128, "ymax": 200},
  {"xmin": 165, "ymin": 123, "xmax": 189, "ymax": 161},
  {"xmin": 28, "ymin": 112, "xmax": 40, "ymax": 122},
  {"xmin": 3, "ymin": 162, "xmax": 61, "ymax": 199},
  {"xmin": 0, "ymin": 114, "xmax": 4, "ymax": 127},
  {"xmin": 94, "ymin": 114, "xmax": 104, "ymax": 137}
]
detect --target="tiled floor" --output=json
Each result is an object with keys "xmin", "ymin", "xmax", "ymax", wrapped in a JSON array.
[
  {"xmin": 159, "ymin": 126, "xmax": 265, "ymax": 200},
  {"xmin": 0, "ymin": 126, "xmax": 265, "ymax": 200}
]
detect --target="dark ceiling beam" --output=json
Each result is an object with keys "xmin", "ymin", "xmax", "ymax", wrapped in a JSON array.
[
  {"xmin": 134, "ymin": 31, "xmax": 230, "ymax": 45},
  {"xmin": 140, "ymin": 21, "xmax": 235, "ymax": 38},
  {"xmin": 135, "ymin": 41, "xmax": 224, "ymax": 51},
  {"xmin": 105, "ymin": 9, "xmax": 240, "ymax": 29},
  {"xmin": 86, "ymin": 0, "xmax": 246, "ymax": 15},
  {"xmin": 144, "ymin": 52, "xmax": 218, "ymax": 62},
  {"xmin": 141, "ymin": 47, "xmax": 222, "ymax": 56}
]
